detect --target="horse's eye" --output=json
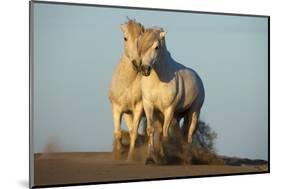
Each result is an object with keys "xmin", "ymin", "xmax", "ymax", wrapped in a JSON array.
[
  {"xmin": 124, "ymin": 37, "xmax": 127, "ymax": 41},
  {"xmin": 155, "ymin": 46, "xmax": 159, "ymax": 50}
]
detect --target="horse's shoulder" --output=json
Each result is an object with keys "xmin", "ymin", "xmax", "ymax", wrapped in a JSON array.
[{"xmin": 109, "ymin": 60, "xmax": 124, "ymax": 98}]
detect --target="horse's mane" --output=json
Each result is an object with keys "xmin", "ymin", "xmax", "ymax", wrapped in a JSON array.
[
  {"xmin": 139, "ymin": 27, "xmax": 165, "ymax": 55},
  {"xmin": 149, "ymin": 26, "xmax": 164, "ymax": 32},
  {"xmin": 123, "ymin": 18, "xmax": 144, "ymax": 39}
]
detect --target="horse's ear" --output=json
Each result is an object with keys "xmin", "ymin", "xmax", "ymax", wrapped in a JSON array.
[
  {"xmin": 141, "ymin": 25, "xmax": 145, "ymax": 33},
  {"xmin": 160, "ymin": 31, "xmax": 166, "ymax": 40}
]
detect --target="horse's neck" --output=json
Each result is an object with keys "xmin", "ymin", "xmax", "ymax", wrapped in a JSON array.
[
  {"xmin": 153, "ymin": 49, "xmax": 174, "ymax": 78},
  {"xmin": 157, "ymin": 42, "xmax": 172, "ymax": 65},
  {"xmin": 120, "ymin": 55, "xmax": 138, "ymax": 77},
  {"xmin": 117, "ymin": 55, "xmax": 139, "ymax": 84}
]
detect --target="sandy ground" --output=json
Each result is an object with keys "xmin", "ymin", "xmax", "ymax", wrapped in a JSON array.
[{"xmin": 34, "ymin": 152, "xmax": 268, "ymax": 187}]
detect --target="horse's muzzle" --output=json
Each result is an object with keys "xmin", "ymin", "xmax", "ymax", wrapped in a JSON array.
[
  {"xmin": 132, "ymin": 60, "xmax": 140, "ymax": 72},
  {"xmin": 141, "ymin": 65, "xmax": 151, "ymax": 76}
]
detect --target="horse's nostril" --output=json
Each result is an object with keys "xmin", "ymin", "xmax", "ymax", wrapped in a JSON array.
[
  {"xmin": 132, "ymin": 60, "xmax": 136, "ymax": 65},
  {"xmin": 140, "ymin": 65, "xmax": 151, "ymax": 76}
]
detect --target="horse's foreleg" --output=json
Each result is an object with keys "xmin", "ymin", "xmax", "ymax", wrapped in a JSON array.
[
  {"xmin": 127, "ymin": 104, "xmax": 143, "ymax": 160},
  {"xmin": 123, "ymin": 114, "xmax": 133, "ymax": 136},
  {"xmin": 163, "ymin": 108, "xmax": 175, "ymax": 138},
  {"xmin": 187, "ymin": 111, "xmax": 199, "ymax": 144},
  {"xmin": 112, "ymin": 105, "xmax": 122, "ymax": 152},
  {"xmin": 143, "ymin": 102, "xmax": 154, "ymax": 141},
  {"xmin": 143, "ymin": 101, "xmax": 156, "ymax": 163}
]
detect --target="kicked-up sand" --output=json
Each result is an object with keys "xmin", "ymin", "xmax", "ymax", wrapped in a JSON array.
[{"xmin": 34, "ymin": 152, "xmax": 268, "ymax": 187}]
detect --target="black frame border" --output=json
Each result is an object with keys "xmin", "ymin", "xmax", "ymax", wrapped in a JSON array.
[{"xmin": 29, "ymin": 0, "xmax": 270, "ymax": 188}]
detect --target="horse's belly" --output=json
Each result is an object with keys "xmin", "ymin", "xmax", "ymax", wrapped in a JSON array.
[{"xmin": 175, "ymin": 80, "xmax": 200, "ymax": 113}]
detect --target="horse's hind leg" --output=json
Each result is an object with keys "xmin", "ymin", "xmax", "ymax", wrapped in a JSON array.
[
  {"xmin": 181, "ymin": 110, "xmax": 192, "ymax": 139},
  {"xmin": 181, "ymin": 108, "xmax": 200, "ymax": 144},
  {"xmin": 187, "ymin": 111, "xmax": 199, "ymax": 144}
]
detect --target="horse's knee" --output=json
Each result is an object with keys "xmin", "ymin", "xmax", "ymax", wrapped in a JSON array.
[
  {"xmin": 114, "ymin": 131, "xmax": 122, "ymax": 140},
  {"xmin": 155, "ymin": 123, "xmax": 162, "ymax": 134},
  {"xmin": 146, "ymin": 126, "xmax": 154, "ymax": 136},
  {"xmin": 128, "ymin": 128, "xmax": 133, "ymax": 136}
]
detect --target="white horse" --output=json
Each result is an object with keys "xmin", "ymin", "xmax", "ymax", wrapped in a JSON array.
[
  {"xmin": 108, "ymin": 19, "xmax": 144, "ymax": 159},
  {"xmin": 137, "ymin": 28, "xmax": 205, "ymax": 163}
]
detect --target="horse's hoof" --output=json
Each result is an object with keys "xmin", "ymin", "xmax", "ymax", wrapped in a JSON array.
[
  {"xmin": 126, "ymin": 158, "xmax": 134, "ymax": 164},
  {"xmin": 145, "ymin": 157, "xmax": 156, "ymax": 165},
  {"xmin": 114, "ymin": 147, "xmax": 125, "ymax": 154},
  {"xmin": 119, "ymin": 147, "xmax": 126, "ymax": 154},
  {"xmin": 160, "ymin": 158, "xmax": 168, "ymax": 165},
  {"xmin": 126, "ymin": 154, "xmax": 134, "ymax": 162}
]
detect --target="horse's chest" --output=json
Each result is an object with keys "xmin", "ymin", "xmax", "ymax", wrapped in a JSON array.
[
  {"xmin": 143, "ymin": 82, "xmax": 177, "ymax": 109},
  {"xmin": 117, "ymin": 84, "xmax": 142, "ymax": 108}
]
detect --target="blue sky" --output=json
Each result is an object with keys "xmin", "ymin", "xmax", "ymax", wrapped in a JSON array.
[{"xmin": 32, "ymin": 2, "xmax": 268, "ymax": 160}]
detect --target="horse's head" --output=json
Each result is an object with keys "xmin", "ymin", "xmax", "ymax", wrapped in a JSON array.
[
  {"xmin": 138, "ymin": 28, "xmax": 166, "ymax": 76},
  {"xmin": 121, "ymin": 19, "xmax": 144, "ymax": 71}
]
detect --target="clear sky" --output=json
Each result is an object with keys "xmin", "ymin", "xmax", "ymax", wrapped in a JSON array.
[{"xmin": 32, "ymin": 2, "xmax": 268, "ymax": 160}]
